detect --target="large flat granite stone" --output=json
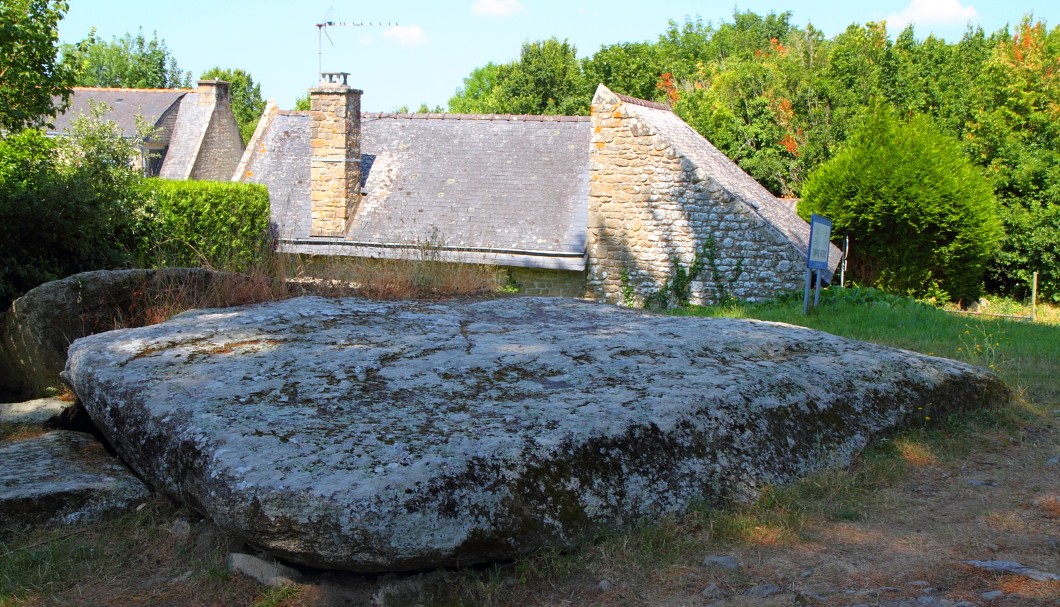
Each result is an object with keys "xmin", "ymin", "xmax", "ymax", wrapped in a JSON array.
[
  {"xmin": 0, "ymin": 431, "xmax": 149, "ymax": 530},
  {"xmin": 62, "ymin": 296, "xmax": 1010, "ymax": 572}
]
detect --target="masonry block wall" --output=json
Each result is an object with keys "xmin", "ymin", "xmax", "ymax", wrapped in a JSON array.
[
  {"xmin": 190, "ymin": 81, "xmax": 245, "ymax": 181},
  {"xmin": 587, "ymin": 86, "xmax": 807, "ymax": 306},
  {"xmin": 309, "ymin": 84, "xmax": 362, "ymax": 237},
  {"xmin": 508, "ymin": 267, "xmax": 587, "ymax": 297}
]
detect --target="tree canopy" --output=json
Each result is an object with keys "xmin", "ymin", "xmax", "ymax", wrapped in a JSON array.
[
  {"xmin": 448, "ymin": 39, "xmax": 587, "ymax": 115},
  {"xmin": 446, "ymin": 10, "xmax": 1060, "ymax": 300},
  {"xmin": 63, "ymin": 28, "xmax": 191, "ymax": 89},
  {"xmin": 0, "ymin": 0, "xmax": 77, "ymax": 131}
]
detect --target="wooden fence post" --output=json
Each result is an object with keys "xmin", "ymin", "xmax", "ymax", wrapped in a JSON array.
[{"xmin": 1031, "ymin": 271, "xmax": 1038, "ymax": 323}]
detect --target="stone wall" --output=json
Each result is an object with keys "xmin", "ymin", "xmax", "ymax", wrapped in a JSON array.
[
  {"xmin": 190, "ymin": 81, "xmax": 245, "ymax": 181},
  {"xmin": 309, "ymin": 83, "xmax": 362, "ymax": 237},
  {"xmin": 508, "ymin": 267, "xmax": 587, "ymax": 297},
  {"xmin": 587, "ymin": 88, "xmax": 807, "ymax": 306}
]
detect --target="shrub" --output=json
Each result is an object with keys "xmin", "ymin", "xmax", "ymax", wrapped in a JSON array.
[
  {"xmin": 0, "ymin": 112, "xmax": 148, "ymax": 309},
  {"xmin": 799, "ymin": 104, "xmax": 1003, "ymax": 303},
  {"xmin": 137, "ymin": 179, "xmax": 270, "ymax": 272},
  {"xmin": 0, "ymin": 103, "xmax": 271, "ymax": 310}
]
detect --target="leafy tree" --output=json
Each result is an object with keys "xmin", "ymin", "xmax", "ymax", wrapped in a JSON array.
[
  {"xmin": 671, "ymin": 18, "xmax": 827, "ymax": 195},
  {"xmin": 992, "ymin": 202, "xmax": 1060, "ymax": 301},
  {"xmin": 0, "ymin": 103, "xmax": 149, "ymax": 308},
  {"xmin": 448, "ymin": 62, "xmax": 505, "ymax": 113},
  {"xmin": 799, "ymin": 104, "xmax": 1002, "ymax": 303},
  {"xmin": 656, "ymin": 11, "xmax": 794, "ymax": 82},
  {"xmin": 966, "ymin": 18, "xmax": 1060, "ymax": 300},
  {"xmin": 63, "ymin": 28, "xmax": 191, "ymax": 89},
  {"xmin": 581, "ymin": 42, "xmax": 665, "ymax": 101},
  {"xmin": 448, "ymin": 39, "xmax": 586, "ymax": 115},
  {"xmin": 0, "ymin": 0, "xmax": 77, "ymax": 131},
  {"xmin": 293, "ymin": 94, "xmax": 310, "ymax": 111},
  {"xmin": 498, "ymin": 38, "xmax": 587, "ymax": 115},
  {"xmin": 201, "ymin": 66, "xmax": 265, "ymax": 144},
  {"xmin": 394, "ymin": 103, "xmax": 445, "ymax": 113}
]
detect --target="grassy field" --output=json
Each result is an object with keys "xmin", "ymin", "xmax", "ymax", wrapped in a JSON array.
[
  {"xmin": 672, "ymin": 288, "xmax": 1060, "ymax": 406},
  {"xmin": 1, "ymin": 289, "xmax": 1057, "ymax": 606}
]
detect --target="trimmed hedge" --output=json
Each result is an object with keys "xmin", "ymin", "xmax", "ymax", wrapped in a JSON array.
[{"xmin": 139, "ymin": 179, "xmax": 270, "ymax": 272}]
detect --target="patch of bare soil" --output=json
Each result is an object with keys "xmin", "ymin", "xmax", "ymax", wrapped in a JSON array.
[{"xmin": 507, "ymin": 417, "xmax": 1059, "ymax": 607}]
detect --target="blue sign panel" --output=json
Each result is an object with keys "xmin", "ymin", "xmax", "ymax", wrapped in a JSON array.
[{"xmin": 807, "ymin": 214, "xmax": 832, "ymax": 270}]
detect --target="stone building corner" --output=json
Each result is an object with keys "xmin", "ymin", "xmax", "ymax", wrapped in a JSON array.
[{"xmin": 587, "ymin": 84, "xmax": 810, "ymax": 307}]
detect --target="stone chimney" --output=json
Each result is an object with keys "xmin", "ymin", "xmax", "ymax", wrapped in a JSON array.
[
  {"xmin": 309, "ymin": 72, "xmax": 362, "ymax": 238},
  {"xmin": 196, "ymin": 79, "xmax": 230, "ymax": 104}
]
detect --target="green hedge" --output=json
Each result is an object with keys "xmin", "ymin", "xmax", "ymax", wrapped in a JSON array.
[{"xmin": 139, "ymin": 179, "xmax": 270, "ymax": 272}]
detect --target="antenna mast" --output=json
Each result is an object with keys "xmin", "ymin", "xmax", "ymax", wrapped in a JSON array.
[{"xmin": 315, "ymin": 19, "xmax": 398, "ymax": 79}]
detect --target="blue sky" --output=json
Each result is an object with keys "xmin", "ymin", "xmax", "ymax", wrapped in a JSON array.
[{"xmin": 60, "ymin": 1, "xmax": 1060, "ymax": 112}]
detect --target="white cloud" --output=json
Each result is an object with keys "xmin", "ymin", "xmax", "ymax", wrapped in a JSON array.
[
  {"xmin": 886, "ymin": 0, "xmax": 979, "ymax": 31},
  {"xmin": 381, "ymin": 25, "xmax": 429, "ymax": 47},
  {"xmin": 472, "ymin": 0, "xmax": 525, "ymax": 17}
]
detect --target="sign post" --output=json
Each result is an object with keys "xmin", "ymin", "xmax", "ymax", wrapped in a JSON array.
[{"xmin": 804, "ymin": 214, "xmax": 832, "ymax": 314}]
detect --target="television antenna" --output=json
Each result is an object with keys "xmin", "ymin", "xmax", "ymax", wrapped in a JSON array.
[{"xmin": 316, "ymin": 10, "xmax": 397, "ymax": 78}]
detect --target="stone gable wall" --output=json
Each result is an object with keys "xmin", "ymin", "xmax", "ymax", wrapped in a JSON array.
[
  {"xmin": 587, "ymin": 93, "xmax": 806, "ymax": 306},
  {"xmin": 190, "ymin": 85, "xmax": 245, "ymax": 181}
]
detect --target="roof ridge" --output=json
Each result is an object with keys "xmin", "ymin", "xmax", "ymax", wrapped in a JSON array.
[
  {"xmin": 614, "ymin": 93, "xmax": 671, "ymax": 111},
  {"xmin": 361, "ymin": 112, "xmax": 590, "ymax": 122},
  {"xmin": 71, "ymin": 86, "xmax": 193, "ymax": 93}
]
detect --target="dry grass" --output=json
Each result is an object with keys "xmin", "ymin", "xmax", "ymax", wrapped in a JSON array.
[
  {"xmin": 285, "ymin": 248, "xmax": 502, "ymax": 301},
  {"xmin": 114, "ymin": 261, "xmax": 293, "ymax": 331},
  {"xmin": 0, "ymin": 423, "xmax": 46, "ymax": 442},
  {"xmin": 0, "ymin": 495, "xmax": 265, "ymax": 607},
  {"xmin": 945, "ymin": 299, "xmax": 1060, "ymax": 325},
  {"xmin": 117, "ymin": 240, "xmax": 505, "ymax": 329},
  {"xmin": 452, "ymin": 402, "xmax": 1058, "ymax": 606}
]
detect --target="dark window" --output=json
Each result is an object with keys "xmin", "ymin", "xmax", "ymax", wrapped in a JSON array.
[{"xmin": 146, "ymin": 147, "xmax": 167, "ymax": 177}]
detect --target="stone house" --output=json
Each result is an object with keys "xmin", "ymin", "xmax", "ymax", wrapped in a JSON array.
[
  {"xmin": 50, "ymin": 80, "xmax": 244, "ymax": 181},
  {"xmin": 235, "ymin": 75, "xmax": 838, "ymax": 303}
]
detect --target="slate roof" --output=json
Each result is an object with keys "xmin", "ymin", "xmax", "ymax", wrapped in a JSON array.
[
  {"xmin": 48, "ymin": 87, "xmax": 190, "ymax": 140},
  {"xmin": 611, "ymin": 89, "xmax": 842, "ymax": 275},
  {"xmin": 157, "ymin": 92, "xmax": 213, "ymax": 179},
  {"xmin": 244, "ymin": 111, "xmax": 591, "ymax": 271}
]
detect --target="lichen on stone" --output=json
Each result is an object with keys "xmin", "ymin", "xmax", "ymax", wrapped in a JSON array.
[{"xmin": 63, "ymin": 296, "xmax": 1010, "ymax": 572}]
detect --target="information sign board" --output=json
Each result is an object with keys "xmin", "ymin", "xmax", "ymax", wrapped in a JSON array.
[{"xmin": 807, "ymin": 214, "xmax": 832, "ymax": 270}]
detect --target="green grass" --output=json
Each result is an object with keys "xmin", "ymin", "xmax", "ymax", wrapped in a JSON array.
[{"xmin": 671, "ymin": 287, "xmax": 1060, "ymax": 407}]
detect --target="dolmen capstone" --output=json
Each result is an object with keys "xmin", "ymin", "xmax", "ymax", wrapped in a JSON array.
[{"xmin": 63, "ymin": 296, "xmax": 1010, "ymax": 572}]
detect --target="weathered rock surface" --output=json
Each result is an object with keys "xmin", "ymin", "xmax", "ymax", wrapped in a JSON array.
[
  {"xmin": 0, "ymin": 268, "xmax": 254, "ymax": 402},
  {"xmin": 0, "ymin": 397, "xmax": 68, "ymax": 425},
  {"xmin": 63, "ymin": 296, "xmax": 1011, "ymax": 572},
  {"xmin": 0, "ymin": 431, "xmax": 149, "ymax": 531}
]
